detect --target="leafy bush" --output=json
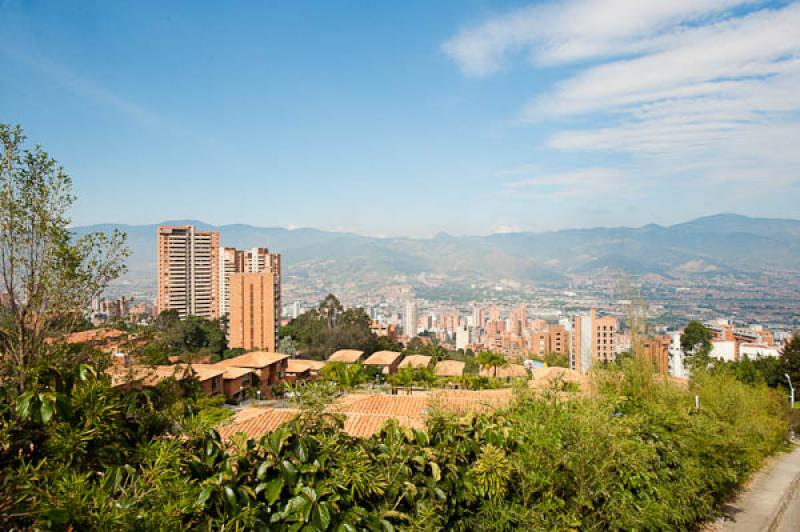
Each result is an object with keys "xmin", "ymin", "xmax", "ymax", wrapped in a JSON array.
[{"xmin": 0, "ymin": 358, "xmax": 790, "ymax": 530}]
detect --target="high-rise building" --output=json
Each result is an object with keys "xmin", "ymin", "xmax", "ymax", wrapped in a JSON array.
[
  {"xmin": 455, "ymin": 324, "xmax": 470, "ymax": 350},
  {"xmin": 472, "ymin": 306, "xmax": 484, "ymax": 330},
  {"xmin": 157, "ymin": 225, "xmax": 220, "ymax": 319},
  {"xmin": 228, "ymin": 271, "xmax": 279, "ymax": 352},
  {"xmin": 219, "ymin": 247, "xmax": 244, "ymax": 318},
  {"xmin": 403, "ymin": 301, "xmax": 417, "ymax": 338},
  {"xmin": 219, "ymin": 247, "xmax": 281, "ymax": 320},
  {"xmin": 570, "ymin": 309, "xmax": 618, "ymax": 374}
]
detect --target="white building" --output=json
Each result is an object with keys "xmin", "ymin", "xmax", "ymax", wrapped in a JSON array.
[
  {"xmin": 403, "ymin": 301, "xmax": 417, "ymax": 338},
  {"xmin": 740, "ymin": 343, "xmax": 781, "ymax": 358},
  {"xmin": 710, "ymin": 340, "xmax": 737, "ymax": 362},
  {"xmin": 668, "ymin": 332, "xmax": 688, "ymax": 378},
  {"xmin": 455, "ymin": 324, "xmax": 470, "ymax": 351}
]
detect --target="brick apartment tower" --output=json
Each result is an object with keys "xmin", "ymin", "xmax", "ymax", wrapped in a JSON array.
[
  {"xmin": 570, "ymin": 309, "xmax": 618, "ymax": 374},
  {"xmin": 225, "ymin": 248, "xmax": 281, "ymax": 352},
  {"xmin": 228, "ymin": 271, "xmax": 280, "ymax": 352},
  {"xmin": 157, "ymin": 225, "xmax": 220, "ymax": 319}
]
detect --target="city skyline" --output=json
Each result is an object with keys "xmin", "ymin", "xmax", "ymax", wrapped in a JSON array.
[{"xmin": 3, "ymin": 1, "xmax": 799, "ymax": 237}]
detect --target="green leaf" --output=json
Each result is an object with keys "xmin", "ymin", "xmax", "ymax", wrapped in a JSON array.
[
  {"xmin": 197, "ymin": 486, "xmax": 213, "ymax": 507},
  {"xmin": 39, "ymin": 398, "xmax": 54, "ymax": 424},
  {"xmin": 264, "ymin": 477, "xmax": 285, "ymax": 505},
  {"xmin": 429, "ymin": 462, "xmax": 441, "ymax": 482},
  {"xmin": 15, "ymin": 391, "xmax": 35, "ymax": 420},
  {"xmin": 294, "ymin": 441, "xmax": 308, "ymax": 463},
  {"xmin": 314, "ymin": 502, "xmax": 332, "ymax": 530},
  {"xmin": 257, "ymin": 460, "xmax": 272, "ymax": 480},
  {"xmin": 223, "ymin": 486, "xmax": 239, "ymax": 512}
]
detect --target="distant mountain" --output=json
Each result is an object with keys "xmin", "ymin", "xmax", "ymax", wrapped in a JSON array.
[{"xmin": 70, "ymin": 214, "xmax": 800, "ymax": 295}]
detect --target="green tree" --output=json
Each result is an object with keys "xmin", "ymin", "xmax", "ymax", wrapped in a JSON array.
[
  {"xmin": 0, "ymin": 124, "xmax": 128, "ymax": 392},
  {"xmin": 476, "ymin": 351, "xmax": 507, "ymax": 378},
  {"xmin": 681, "ymin": 321, "xmax": 713, "ymax": 367},
  {"xmin": 320, "ymin": 362, "xmax": 366, "ymax": 389},
  {"xmin": 278, "ymin": 336, "xmax": 298, "ymax": 357},
  {"xmin": 282, "ymin": 296, "xmax": 377, "ymax": 358},
  {"xmin": 781, "ymin": 333, "xmax": 800, "ymax": 387}
]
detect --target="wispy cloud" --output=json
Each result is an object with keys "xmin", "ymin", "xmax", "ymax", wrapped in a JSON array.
[
  {"xmin": 504, "ymin": 168, "xmax": 632, "ymax": 199},
  {"xmin": 443, "ymin": 0, "xmax": 755, "ymax": 76},
  {"xmin": 0, "ymin": 44, "xmax": 162, "ymax": 126},
  {"xmin": 446, "ymin": 0, "xmax": 800, "ymax": 203}
]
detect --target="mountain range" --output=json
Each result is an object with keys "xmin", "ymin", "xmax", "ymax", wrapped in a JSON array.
[{"xmin": 70, "ymin": 214, "xmax": 800, "ymax": 295}]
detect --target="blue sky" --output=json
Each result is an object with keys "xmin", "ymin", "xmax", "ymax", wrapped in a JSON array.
[{"xmin": 1, "ymin": 0, "xmax": 799, "ymax": 237}]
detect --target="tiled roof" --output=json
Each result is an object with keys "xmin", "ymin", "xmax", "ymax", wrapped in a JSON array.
[
  {"xmin": 429, "ymin": 389, "xmax": 514, "ymax": 413},
  {"xmin": 217, "ymin": 386, "xmax": 518, "ymax": 442},
  {"xmin": 328, "ymin": 350, "xmax": 364, "ymax": 363},
  {"xmin": 106, "ymin": 364, "xmax": 225, "ymax": 388},
  {"xmin": 363, "ymin": 351, "xmax": 401, "ymax": 366},
  {"xmin": 65, "ymin": 328, "xmax": 126, "ymax": 344},
  {"xmin": 343, "ymin": 413, "xmax": 425, "ymax": 437},
  {"xmin": 193, "ymin": 364, "xmax": 254, "ymax": 380},
  {"xmin": 479, "ymin": 364, "xmax": 528, "ymax": 379},
  {"xmin": 286, "ymin": 359, "xmax": 324, "ymax": 374},
  {"xmin": 434, "ymin": 360, "xmax": 465, "ymax": 377},
  {"xmin": 169, "ymin": 363, "xmax": 225, "ymax": 382},
  {"xmin": 218, "ymin": 408, "xmax": 299, "ymax": 441},
  {"xmin": 215, "ymin": 351, "xmax": 288, "ymax": 369},
  {"xmin": 332, "ymin": 394, "xmax": 429, "ymax": 418},
  {"xmin": 530, "ymin": 367, "xmax": 580, "ymax": 383},
  {"xmin": 397, "ymin": 355, "xmax": 431, "ymax": 369}
]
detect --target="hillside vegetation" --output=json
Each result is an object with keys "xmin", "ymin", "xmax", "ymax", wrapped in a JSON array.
[{"xmin": 0, "ymin": 358, "xmax": 792, "ymax": 530}]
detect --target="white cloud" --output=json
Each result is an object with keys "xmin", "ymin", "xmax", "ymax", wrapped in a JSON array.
[
  {"xmin": 492, "ymin": 224, "xmax": 522, "ymax": 234},
  {"xmin": 443, "ymin": 0, "xmax": 754, "ymax": 76},
  {"xmin": 0, "ymin": 44, "xmax": 162, "ymax": 125},
  {"xmin": 504, "ymin": 168, "xmax": 633, "ymax": 199},
  {"xmin": 447, "ymin": 1, "xmax": 800, "ymax": 203},
  {"xmin": 524, "ymin": 5, "xmax": 800, "ymax": 118}
]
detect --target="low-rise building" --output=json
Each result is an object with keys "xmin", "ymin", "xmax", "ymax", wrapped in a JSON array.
[
  {"xmin": 215, "ymin": 351, "xmax": 289, "ymax": 399},
  {"xmin": 434, "ymin": 360, "xmax": 465, "ymax": 378},
  {"xmin": 397, "ymin": 355, "xmax": 432, "ymax": 370},
  {"xmin": 328, "ymin": 349, "xmax": 365, "ymax": 364},
  {"xmin": 193, "ymin": 364, "xmax": 256, "ymax": 402},
  {"xmin": 363, "ymin": 351, "xmax": 402, "ymax": 375}
]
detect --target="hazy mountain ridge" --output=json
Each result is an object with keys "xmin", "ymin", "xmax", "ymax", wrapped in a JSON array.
[{"xmin": 70, "ymin": 214, "xmax": 800, "ymax": 294}]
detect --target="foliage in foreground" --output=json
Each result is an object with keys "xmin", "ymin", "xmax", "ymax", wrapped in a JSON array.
[{"xmin": 0, "ymin": 358, "xmax": 791, "ymax": 531}]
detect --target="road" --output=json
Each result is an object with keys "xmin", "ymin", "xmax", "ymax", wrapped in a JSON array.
[{"xmin": 776, "ymin": 478, "xmax": 800, "ymax": 532}]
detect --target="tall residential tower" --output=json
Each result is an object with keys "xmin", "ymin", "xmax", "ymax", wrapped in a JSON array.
[{"xmin": 157, "ymin": 225, "xmax": 220, "ymax": 319}]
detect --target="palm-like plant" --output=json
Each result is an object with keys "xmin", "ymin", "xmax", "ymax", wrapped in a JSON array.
[{"xmin": 476, "ymin": 351, "xmax": 508, "ymax": 378}]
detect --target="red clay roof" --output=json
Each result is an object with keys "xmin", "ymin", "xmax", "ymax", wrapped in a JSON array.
[
  {"xmin": 480, "ymin": 363, "xmax": 528, "ymax": 379},
  {"xmin": 217, "ymin": 388, "xmax": 517, "ymax": 442},
  {"xmin": 286, "ymin": 359, "xmax": 325, "ymax": 374},
  {"xmin": 397, "ymin": 355, "xmax": 432, "ymax": 369},
  {"xmin": 194, "ymin": 363, "xmax": 254, "ymax": 380},
  {"xmin": 434, "ymin": 360, "xmax": 465, "ymax": 377},
  {"xmin": 215, "ymin": 351, "xmax": 288, "ymax": 369},
  {"xmin": 65, "ymin": 328, "xmax": 126, "ymax": 344},
  {"xmin": 363, "ymin": 351, "xmax": 401, "ymax": 366},
  {"xmin": 328, "ymin": 350, "xmax": 364, "ymax": 363}
]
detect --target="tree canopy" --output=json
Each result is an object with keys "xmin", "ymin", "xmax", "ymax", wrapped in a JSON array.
[
  {"xmin": 681, "ymin": 320, "xmax": 713, "ymax": 367},
  {"xmin": 280, "ymin": 294, "xmax": 385, "ymax": 359},
  {"xmin": 0, "ymin": 124, "xmax": 128, "ymax": 391},
  {"xmin": 781, "ymin": 332, "xmax": 800, "ymax": 387}
]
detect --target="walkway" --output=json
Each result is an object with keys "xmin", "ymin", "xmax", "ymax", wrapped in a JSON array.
[{"xmin": 718, "ymin": 444, "xmax": 800, "ymax": 531}]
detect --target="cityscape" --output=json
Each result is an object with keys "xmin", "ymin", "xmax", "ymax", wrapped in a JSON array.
[{"xmin": 3, "ymin": 0, "xmax": 800, "ymax": 530}]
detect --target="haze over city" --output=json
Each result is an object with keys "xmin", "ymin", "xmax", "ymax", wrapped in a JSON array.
[
  {"xmin": 2, "ymin": 0, "xmax": 799, "ymax": 237},
  {"xmin": 5, "ymin": 1, "xmax": 800, "ymax": 530}
]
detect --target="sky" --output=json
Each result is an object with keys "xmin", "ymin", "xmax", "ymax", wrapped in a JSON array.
[{"xmin": 1, "ymin": 0, "xmax": 799, "ymax": 237}]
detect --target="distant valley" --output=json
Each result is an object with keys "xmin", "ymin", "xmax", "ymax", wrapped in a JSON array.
[{"xmin": 70, "ymin": 214, "xmax": 800, "ymax": 303}]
